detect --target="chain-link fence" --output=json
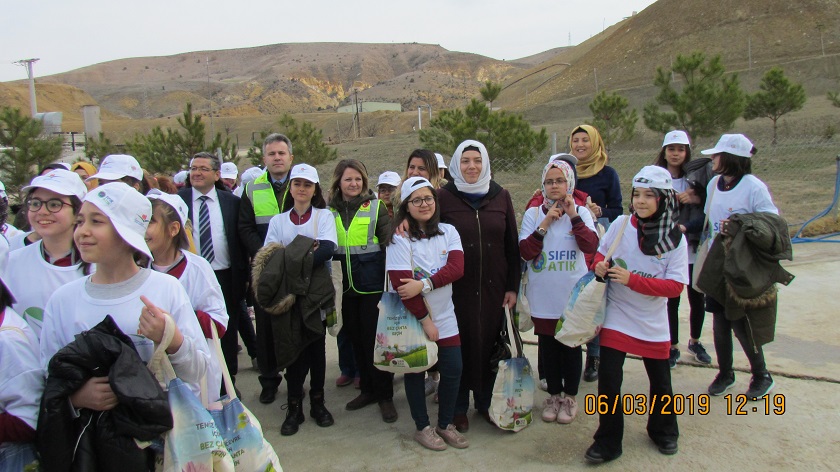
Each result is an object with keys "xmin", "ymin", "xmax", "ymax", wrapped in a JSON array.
[{"xmin": 492, "ymin": 134, "xmax": 840, "ymax": 229}]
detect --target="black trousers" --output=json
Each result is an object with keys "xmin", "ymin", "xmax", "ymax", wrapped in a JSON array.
[
  {"xmin": 593, "ymin": 346, "xmax": 679, "ymax": 458},
  {"xmin": 214, "ymin": 269, "xmax": 239, "ymax": 378},
  {"xmin": 285, "ymin": 333, "xmax": 327, "ymax": 400},
  {"xmin": 254, "ymin": 296, "xmax": 283, "ymax": 390},
  {"xmin": 238, "ymin": 299, "xmax": 257, "ymax": 359},
  {"xmin": 538, "ymin": 334, "xmax": 582, "ymax": 396},
  {"xmin": 706, "ymin": 296, "xmax": 767, "ymax": 375},
  {"xmin": 343, "ymin": 293, "xmax": 393, "ymax": 400},
  {"xmin": 667, "ymin": 263, "xmax": 707, "ymax": 343}
]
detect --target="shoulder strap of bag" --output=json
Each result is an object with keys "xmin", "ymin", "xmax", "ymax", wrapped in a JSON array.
[
  {"xmin": 504, "ymin": 306, "xmax": 524, "ymax": 358},
  {"xmin": 604, "ymin": 215, "xmax": 631, "ymax": 260},
  {"xmin": 147, "ymin": 313, "xmax": 178, "ymax": 387},
  {"xmin": 701, "ymin": 180, "xmax": 717, "ymax": 237},
  {"xmin": 210, "ymin": 322, "xmax": 237, "ymax": 401}
]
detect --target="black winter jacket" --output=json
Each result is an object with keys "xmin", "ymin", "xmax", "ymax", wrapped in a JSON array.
[{"xmin": 37, "ymin": 316, "xmax": 172, "ymax": 472}]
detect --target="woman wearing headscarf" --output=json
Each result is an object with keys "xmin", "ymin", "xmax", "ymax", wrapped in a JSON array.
[
  {"xmin": 437, "ymin": 140, "xmax": 520, "ymax": 433},
  {"xmin": 569, "ymin": 124, "xmax": 623, "ymax": 383},
  {"xmin": 70, "ymin": 162, "xmax": 98, "ymax": 191}
]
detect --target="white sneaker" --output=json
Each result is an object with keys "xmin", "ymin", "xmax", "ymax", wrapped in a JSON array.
[
  {"xmin": 541, "ymin": 395, "xmax": 563, "ymax": 422},
  {"xmin": 538, "ymin": 378, "xmax": 548, "ymax": 392},
  {"xmin": 557, "ymin": 396, "xmax": 578, "ymax": 424}
]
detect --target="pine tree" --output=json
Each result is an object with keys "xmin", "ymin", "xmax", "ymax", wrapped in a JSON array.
[
  {"xmin": 643, "ymin": 52, "xmax": 745, "ymax": 139},
  {"xmin": 247, "ymin": 116, "xmax": 337, "ymax": 167},
  {"xmin": 0, "ymin": 107, "xmax": 63, "ymax": 199},
  {"xmin": 480, "ymin": 81, "xmax": 502, "ymax": 110},
  {"xmin": 744, "ymin": 67, "xmax": 806, "ymax": 144},
  {"xmin": 419, "ymin": 98, "xmax": 548, "ymax": 172},
  {"xmin": 586, "ymin": 91, "xmax": 638, "ymax": 149}
]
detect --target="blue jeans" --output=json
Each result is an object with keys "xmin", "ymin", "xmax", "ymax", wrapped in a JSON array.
[
  {"xmin": 337, "ymin": 326, "xmax": 357, "ymax": 377},
  {"xmin": 405, "ymin": 345, "xmax": 462, "ymax": 431}
]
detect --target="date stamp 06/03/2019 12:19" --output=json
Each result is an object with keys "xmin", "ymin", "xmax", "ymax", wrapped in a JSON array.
[{"xmin": 583, "ymin": 393, "xmax": 786, "ymax": 416}]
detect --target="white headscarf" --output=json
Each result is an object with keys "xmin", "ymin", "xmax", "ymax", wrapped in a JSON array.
[
  {"xmin": 541, "ymin": 159, "xmax": 576, "ymax": 208},
  {"xmin": 449, "ymin": 140, "xmax": 491, "ymax": 195}
]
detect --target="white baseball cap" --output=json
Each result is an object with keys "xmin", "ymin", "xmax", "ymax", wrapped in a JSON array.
[
  {"xmin": 84, "ymin": 182, "xmax": 153, "ymax": 259},
  {"xmin": 632, "ymin": 166, "xmax": 673, "ymax": 191},
  {"xmin": 240, "ymin": 167, "xmax": 264, "ymax": 185},
  {"xmin": 548, "ymin": 152, "xmax": 578, "ymax": 165},
  {"xmin": 147, "ymin": 189, "xmax": 189, "ymax": 228},
  {"xmin": 90, "ymin": 154, "xmax": 144, "ymax": 181},
  {"xmin": 377, "ymin": 171, "xmax": 401, "ymax": 188},
  {"xmin": 662, "ymin": 130, "xmax": 691, "ymax": 148},
  {"xmin": 23, "ymin": 169, "xmax": 88, "ymax": 200},
  {"xmin": 701, "ymin": 134, "xmax": 754, "ymax": 158},
  {"xmin": 289, "ymin": 164, "xmax": 319, "ymax": 184},
  {"xmin": 0, "ymin": 181, "xmax": 6, "ymax": 200},
  {"xmin": 400, "ymin": 176, "xmax": 434, "ymax": 203},
  {"xmin": 173, "ymin": 170, "xmax": 189, "ymax": 185},
  {"xmin": 434, "ymin": 153, "xmax": 447, "ymax": 169},
  {"xmin": 220, "ymin": 162, "xmax": 239, "ymax": 179}
]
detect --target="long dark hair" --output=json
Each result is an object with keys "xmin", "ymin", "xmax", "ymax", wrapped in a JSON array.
[
  {"xmin": 715, "ymin": 150, "xmax": 755, "ymax": 179},
  {"xmin": 0, "ymin": 276, "xmax": 14, "ymax": 309},
  {"xmin": 389, "ymin": 188, "xmax": 443, "ymax": 244},
  {"xmin": 282, "ymin": 180, "xmax": 327, "ymax": 210},
  {"xmin": 654, "ymin": 145, "xmax": 693, "ymax": 176},
  {"xmin": 403, "ymin": 149, "xmax": 441, "ymax": 188}
]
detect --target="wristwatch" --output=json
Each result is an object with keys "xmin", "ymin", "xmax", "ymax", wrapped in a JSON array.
[
  {"xmin": 536, "ymin": 227, "xmax": 548, "ymax": 236},
  {"xmin": 421, "ymin": 278, "xmax": 433, "ymax": 294}
]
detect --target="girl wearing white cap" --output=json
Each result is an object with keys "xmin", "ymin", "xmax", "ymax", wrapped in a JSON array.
[
  {"xmin": 145, "ymin": 190, "xmax": 227, "ymax": 400},
  {"xmin": 519, "ymin": 159, "xmax": 599, "ymax": 425},
  {"xmin": 654, "ymin": 131, "xmax": 713, "ymax": 368},
  {"xmin": 40, "ymin": 182, "xmax": 212, "ymax": 407},
  {"xmin": 699, "ymin": 134, "xmax": 779, "ymax": 400},
  {"xmin": 0, "ymin": 274, "xmax": 43, "ymax": 447},
  {"xmin": 585, "ymin": 166, "xmax": 687, "ymax": 464},
  {"xmin": 264, "ymin": 163, "xmax": 337, "ymax": 436},
  {"xmin": 3, "ymin": 170, "xmax": 91, "ymax": 339},
  {"xmin": 387, "ymin": 176, "xmax": 466, "ymax": 451}
]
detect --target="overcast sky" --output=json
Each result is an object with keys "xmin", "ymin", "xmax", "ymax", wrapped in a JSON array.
[{"xmin": 0, "ymin": 0, "xmax": 657, "ymax": 83}]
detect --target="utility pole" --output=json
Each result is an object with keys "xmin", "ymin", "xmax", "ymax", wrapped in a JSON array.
[
  {"xmin": 748, "ymin": 36, "xmax": 752, "ymax": 69},
  {"xmin": 14, "ymin": 58, "xmax": 39, "ymax": 117},
  {"xmin": 593, "ymin": 68, "xmax": 599, "ymax": 94},
  {"xmin": 206, "ymin": 56, "xmax": 214, "ymax": 136},
  {"xmin": 418, "ymin": 106, "xmax": 422, "ymax": 130},
  {"xmin": 354, "ymin": 88, "xmax": 361, "ymax": 139}
]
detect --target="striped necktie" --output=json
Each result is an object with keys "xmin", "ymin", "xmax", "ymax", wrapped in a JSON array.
[{"xmin": 198, "ymin": 195, "xmax": 215, "ymax": 263}]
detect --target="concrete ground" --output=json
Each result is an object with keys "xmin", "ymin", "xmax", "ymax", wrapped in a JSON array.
[{"xmin": 234, "ymin": 239, "xmax": 840, "ymax": 471}]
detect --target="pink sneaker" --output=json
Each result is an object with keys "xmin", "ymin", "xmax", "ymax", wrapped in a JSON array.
[
  {"xmin": 335, "ymin": 374, "xmax": 353, "ymax": 387},
  {"xmin": 557, "ymin": 396, "xmax": 578, "ymax": 424},
  {"xmin": 414, "ymin": 425, "xmax": 447, "ymax": 451},
  {"xmin": 541, "ymin": 395, "xmax": 562, "ymax": 422}
]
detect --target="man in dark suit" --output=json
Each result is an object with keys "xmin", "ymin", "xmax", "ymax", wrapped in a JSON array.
[{"xmin": 178, "ymin": 152, "xmax": 247, "ymax": 391}]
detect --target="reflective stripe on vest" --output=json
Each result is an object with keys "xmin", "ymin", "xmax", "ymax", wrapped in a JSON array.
[
  {"xmin": 332, "ymin": 199, "xmax": 381, "ymax": 255},
  {"xmin": 245, "ymin": 172, "xmax": 286, "ymax": 224}
]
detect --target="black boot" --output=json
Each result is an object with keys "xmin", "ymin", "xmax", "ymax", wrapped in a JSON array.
[
  {"xmin": 280, "ymin": 397, "xmax": 305, "ymax": 436},
  {"xmin": 309, "ymin": 390, "xmax": 335, "ymax": 427},
  {"xmin": 583, "ymin": 355, "xmax": 600, "ymax": 382}
]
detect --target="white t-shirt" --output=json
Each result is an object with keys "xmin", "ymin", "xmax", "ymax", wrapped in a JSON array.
[
  {"xmin": 385, "ymin": 223, "xmax": 463, "ymax": 340},
  {"xmin": 7, "ymin": 232, "xmax": 32, "ymax": 252},
  {"xmin": 164, "ymin": 250, "xmax": 228, "ymax": 400},
  {"xmin": 519, "ymin": 206, "xmax": 595, "ymax": 320},
  {"xmin": 705, "ymin": 175, "xmax": 778, "ymax": 242},
  {"xmin": 0, "ymin": 308, "xmax": 43, "ymax": 429},
  {"xmin": 40, "ymin": 270, "xmax": 211, "ymax": 397},
  {"xmin": 3, "ymin": 241, "xmax": 88, "ymax": 340},
  {"xmin": 672, "ymin": 176, "xmax": 688, "ymax": 193},
  {"xmin": 264, "ymin": 207, "xmax": 338, "ymax": 247},
  {"xmin": 599, "ymin": 216, "xmax": 689, "ymax": 342}
]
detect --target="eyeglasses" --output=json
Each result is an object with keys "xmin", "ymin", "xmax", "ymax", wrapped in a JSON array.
[
  {"xmin": 190, "ymin": 166, "xmax": 215, "ymax": 173},
  {"xmin": 27, "ymin": 198, "xmax": 72, "ymax": 213},
  {"xmin": 543, "ymin": 179, "xmax": 567, "ymax": 187},
  {"xmin": 408, "ymin": 196, "xmax": 435, "ymax": 207}
]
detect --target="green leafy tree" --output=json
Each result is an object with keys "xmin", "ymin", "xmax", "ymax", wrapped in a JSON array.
[
  {"xmin": 643, "ymin": 52, "xmax": 745, "ymax": 139},
  {"xmin": 0, "ymin": 107, "xmax": 63, "ymax": 199},
  {"xmin": 83, "ymin": 132, "xmax": 121, "ymax": 164},
  {"xmin": 419, "ymin": 99, "xmax": 548, "ymax": 172},
  {"xmin": 743, "ymin": 67, "xmax": 806, "ymax": 144},
  {"xmin": 586, "ymin": 91, "xmax": 638, "ymax": 148},
  {"xmin": 480, "ymin": 81, "xmax": 502, "ymax": 110},
  {"xmin": 247, "ymin": 130, "xmax": 271, "ymax": 166}
]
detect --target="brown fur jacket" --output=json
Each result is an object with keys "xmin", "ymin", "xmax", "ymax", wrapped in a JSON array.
[{"xmin": 252, "ymin": 235, "xmax": 333, "ymax": 369}]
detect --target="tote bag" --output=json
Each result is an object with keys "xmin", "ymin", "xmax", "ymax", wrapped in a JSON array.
[
  {"xmin": 489, "ymin": 307, "xmax": 535, "ymax": 432},
  {"xmin": 373, "ymin": 244, "xmax": 438, "ymax": 374},
  {"xmin": 556, "ymin": 215, "xmax": 629, "ymax": 348},
  {"xmin": 0, "ymin": 443, "xmax": 40, "ymax": 472},
  {"xmin": 515, "ymin": 267, "xmax": 534, "ymax": 332},
  {"xmin": 692, "ymin": 184, "xmax": 716, "ymax": 294}
]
